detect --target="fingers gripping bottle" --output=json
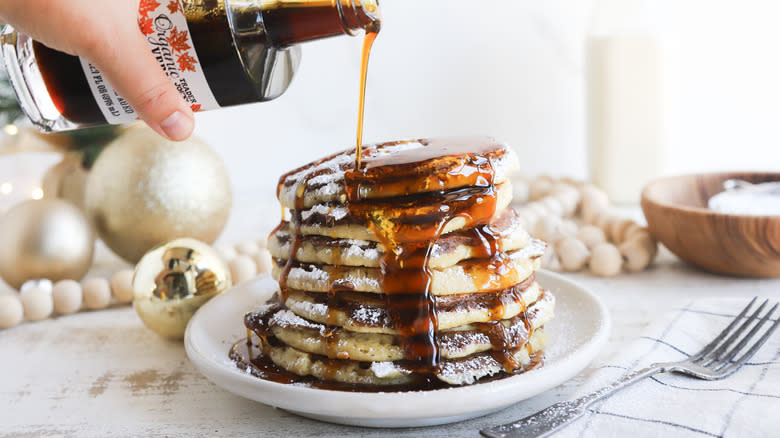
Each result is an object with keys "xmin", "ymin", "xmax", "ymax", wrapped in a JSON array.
[{"xmin": 0, "ymin": 0, "xmax": 380, "ymax": 132}]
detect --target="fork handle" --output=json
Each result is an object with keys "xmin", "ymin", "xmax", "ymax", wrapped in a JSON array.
[{"xmin": 480, "ymin": 365, "xmax": 663, "ymax": 438}]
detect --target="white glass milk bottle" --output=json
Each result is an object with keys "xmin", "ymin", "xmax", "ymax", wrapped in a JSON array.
[{"xmin": 587, "ymin": 0, "xmax": 675, "ymax": 204}]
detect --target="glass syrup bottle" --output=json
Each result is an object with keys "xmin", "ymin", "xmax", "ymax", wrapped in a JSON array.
[{"xmin": 0, "ymin": 0, "xmax": 381, "ymax": 132}]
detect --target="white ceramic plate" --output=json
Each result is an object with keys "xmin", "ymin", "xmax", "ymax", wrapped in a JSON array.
[{"xmin": 184, "ymin": 270, "xmax": 610, "ymax": 428}]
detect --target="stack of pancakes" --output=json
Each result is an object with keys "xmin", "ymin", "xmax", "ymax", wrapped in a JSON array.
[{"xmin": 244, "ymin": 137, "xmax": 555, "ymax": 388}]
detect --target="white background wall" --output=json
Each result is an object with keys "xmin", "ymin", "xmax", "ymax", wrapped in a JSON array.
[{"xmin": 193, "ymin": 0, "xmax": 780, "ymax": 203}]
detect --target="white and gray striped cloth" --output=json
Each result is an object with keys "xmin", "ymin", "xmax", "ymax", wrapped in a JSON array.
[{"xmin": 558, "ymin": 298, "xmax": 779, "ymax": 438}]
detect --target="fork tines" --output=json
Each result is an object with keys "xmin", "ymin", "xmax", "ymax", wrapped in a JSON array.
[{"xmin": 691, "ymin": 297, "xmax": 780, "ymax": 376}]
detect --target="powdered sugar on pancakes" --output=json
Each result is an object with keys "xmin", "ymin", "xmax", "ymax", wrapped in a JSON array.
[{"xmin": 278, "ymin": 139, "xmax": 519, "ymax": 209}]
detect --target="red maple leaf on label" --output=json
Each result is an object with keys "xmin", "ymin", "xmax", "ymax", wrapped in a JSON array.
[
  {"xmin": 167, "ymin": 27, "xmax": 191, "ymax": 53},
  {"xmin": 177, "ymin": 52, "xmax": 198, "ymax": 72},
  {"xmin": 190, "ymin": 104, "xmax": 202, "ymax": 112},
  {"xmin": 138, "ymin": 16, "xmax": 154, "ymax": 35},
  {"xmin": 167, "ymin": 0, "xmax": 182, "ymax": 14},
  {"xmin": 138, "ymin": 0, "xmax": 160, "ymax": 17}
]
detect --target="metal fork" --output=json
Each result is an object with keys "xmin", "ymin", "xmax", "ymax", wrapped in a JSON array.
[{"xmin": 481, "ymin": 297, "xmax": 780, "ymax": 438}]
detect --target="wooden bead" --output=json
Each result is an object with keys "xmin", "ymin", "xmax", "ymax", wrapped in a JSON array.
[
  {"xmin": 52, "ymin": 280, "xmax": 82, "ymax": 315},
  {"xmin": 620, "ymin": 240, "xmax": 653, "ymax": 272},
  {"xmin": 627, "ymin": 229, "xmax": 655, "ymax": 245},
  {"xmin": 559, "ymin": 219, "xmax": 579, "ymax": 238},
  {"xmin": 20, "ymin": 286, "xmax": 53, "ymax": 321},
  {"xmin": 607, "ymin": 218, "xmax": 636, "ymax": 243},
  {"xmin": 229, "ymin": 255, "xmax": 257, "ymax": 284},
  {"xmin": 589, "ymin": 243, "xmax": 623, "ymax": 277},
  {"xmin": 540, "ymin": 197, "xmax": 564, "ymax": 217},
  {"xmin": 526, "ymin": 202, "xmax": 548, "ymax": 217},
  {"xmin": 582, "ymin": 205, "xmax": 602, "ymax": 225},
  {"xmin": 619, "ymin": 222, "xmax": 645, "ymax": 243},
  {"xmin": 595, "ymin": 213, "xmax": 619, "ymax": 233},
  {"xmin": 0, "ymin": 294, "xmax": 23, "ymax": 328},
  {"xmin": 552, "ymin": 184, "xmax": 581, "ymax": 216},
  {"xmin": 541, "ymin": 246, "xmax": 562, "ymax": 272},
  {"xmin": 556, "ymin": 237, "xmax": 590, "ymax": 272},
  {"xmin": 254, "ymin": 249, "xmax": 273, "ymax": 275},
  {"xmin": 511, "ymin": 178, "xmax": 530, "ymax": 204},
  {"xmin": 529, "ymin": 177, "xmax": 554, "ymax": 201},
  {"xmin": 516, "ymin": 209, "xmax": 540, "ymax": 232},
  {"xmin": 110, "ymin": 269, "xmax": 135, "ymax": 304},
  {"xmin": 21, "ymin": 279, "xmax": 52, "ymax": 294},
  {"xmin": 580, "ymin": 185, "xmax": 609, "ymax": 223},
  {"xmin": 82, "ymin": 278, "xmax": 111, "ymax": 310},
  {"xmin": 620, "ymin": 232, "xmax": 658, "ymax": 272},
  {"xmin": 236, "ymin": 241, "xmax": 261, "ymax": 256},
  {"xmin": 214, "ymin": 245, "xmax": 238, "ymax": 263},
  {"xmin": 534, "ymin": 216, "xmax": 564, "ymax": 243},
  {"xmin": 577, "ymin": 225, "xmax": 607, "ymax": 249}
]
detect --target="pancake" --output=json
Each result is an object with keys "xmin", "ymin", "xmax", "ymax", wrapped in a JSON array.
[
  {"xmin": 281, "ymin": 279, "xmax": 544, "ymax": 334},
  {"xmin": 268, "ymin": 208, "xmax": 530, "ymax": 269},
  {"xmin": 272, "ymin": 240, "xmax": 545, "ymax": 295},
  {"xmin": 278, "ymin": 137, "xmax": 520, "ymax": 209},
  {"xmin": 287, "ymin": 181, "xmax": 514, "ymax": 241},
  {"xmin": 248, "ymin": 290, "xmax": 554, "ymax": 362},
  {"xmin": 253, "ymin": 327, "xmax": 546, "ymax": 386}
]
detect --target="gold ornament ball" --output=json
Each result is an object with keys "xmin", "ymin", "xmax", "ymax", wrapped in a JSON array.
[
  {"xmin": 0, "ymin": 199, "xmax": 94, "ymax": 289},
  {"xmin": 85, "ymin": 126, "xmax": 232, "ymax": 263},
  {"xmin": 42, "ymin": 153, "xmax": 90, "ymax": 210},
  {"xmin": 133, "ymin": 238, "xmax": 232, "ymax": 339}
]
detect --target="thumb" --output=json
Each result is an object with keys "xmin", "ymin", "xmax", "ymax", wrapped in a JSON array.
[{"xmin": 86, "ymin": 29, "xmax": 194, "ymax": 141}]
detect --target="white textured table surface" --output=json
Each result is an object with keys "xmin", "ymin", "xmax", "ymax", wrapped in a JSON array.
[{"xmin": 2, "ymin": 195, "xmax": 780, "ymax": 438}]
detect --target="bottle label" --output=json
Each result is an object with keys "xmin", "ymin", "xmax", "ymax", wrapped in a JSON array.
[{"xmin": 79, "ymin": 0, "xmax": 220, "ymax": 124}]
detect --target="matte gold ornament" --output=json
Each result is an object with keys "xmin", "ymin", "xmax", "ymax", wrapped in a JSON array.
[
  {"xmin": 42, "ymin": 154, "xmax": 90, "ymax": 210},
  {"xmin": 85, "ymin": 126, "xmax": 231, "ymax": 263},
  {"xmin": 0, "ymin": 199, "xmax": 94, "ymax": 289},
  {"xmin": 133, "ymin": 238, "xmax": 232, "ymax": 339}
]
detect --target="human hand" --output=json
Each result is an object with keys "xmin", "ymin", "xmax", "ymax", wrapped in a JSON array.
[{"xmin": 0, "ymin": 0, "xmax": 194, "ymax": 140}]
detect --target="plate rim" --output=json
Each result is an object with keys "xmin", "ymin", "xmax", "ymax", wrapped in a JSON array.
[{"xmin": 184, "ymin": 270, "xmax": 611, "ymax": 422}]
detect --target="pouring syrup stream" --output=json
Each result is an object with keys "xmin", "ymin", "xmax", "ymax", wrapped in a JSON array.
[{"xmin": 355, "ymin": 22, "xmax": 380, "ymax": 168}]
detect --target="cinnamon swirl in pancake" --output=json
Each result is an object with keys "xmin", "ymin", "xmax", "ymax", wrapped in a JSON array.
[{"xmin": 232, "ymin": 137, "xmax": 556, "ymax": 390}]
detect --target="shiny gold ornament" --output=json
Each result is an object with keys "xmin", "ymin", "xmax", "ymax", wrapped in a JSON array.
[
  {"xmin": 84, "ymin": 126, "xmax": 231, "ymax": 263},
  {"xmin": 133, "ymin": 238, "xmax": 232, "ymax": 339},
  {"xmin": 0, "ymin": 199, "xmax": 94, "ymax": 289}
]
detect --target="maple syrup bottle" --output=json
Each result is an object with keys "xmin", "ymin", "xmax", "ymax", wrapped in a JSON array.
[{"xmin": 0, "ymin": 0, "xmax": 380, "ymax": 132}]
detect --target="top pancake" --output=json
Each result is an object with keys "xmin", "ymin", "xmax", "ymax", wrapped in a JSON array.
[{"xmin": 277, "ymin": 137, "xmax": 519, "ymax": 209}]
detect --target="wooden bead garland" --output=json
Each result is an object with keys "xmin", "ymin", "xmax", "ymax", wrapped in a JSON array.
[
  {"xmin": 512, "ymin": 175, "xmax": 659, "ymax": 276},
  {"xmin": 0, "ymin": 238, "xmax": 275, "ymax": 330},
  {"xmin": 0, "ymin": 273, "xmax": 139, "ymax": 329}
]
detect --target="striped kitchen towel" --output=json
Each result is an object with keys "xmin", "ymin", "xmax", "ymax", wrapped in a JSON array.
[{"xmin": 557, "ymin": 298, "xmax": 780, "ymax": 438}]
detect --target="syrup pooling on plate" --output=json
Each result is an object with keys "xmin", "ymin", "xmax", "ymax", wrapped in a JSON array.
[
  {"xmin": 237, "ymin": 289, "xmax": 550, "ymax": 391},
  {"xmin": 230, "ymin": 337, "xmax": 544, "ymax": 392}
]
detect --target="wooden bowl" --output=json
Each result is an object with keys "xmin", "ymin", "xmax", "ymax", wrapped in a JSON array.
[{"xmin": 641, "ymin": 172, "xmax": 780, "ymax": 277}]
